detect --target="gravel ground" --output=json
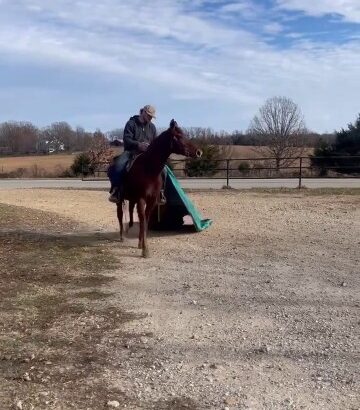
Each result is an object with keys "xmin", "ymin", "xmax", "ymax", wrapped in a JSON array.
[{"xmin": 1, "ymin": 188, "xmax": 359, "ymax": 410}]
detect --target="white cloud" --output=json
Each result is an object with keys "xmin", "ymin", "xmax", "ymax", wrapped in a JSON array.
[
  {"xmin": 0, "ymin": 0, "xmax": 263, "ymax": 99},
  {"xmin": 276, "ymin": 0, "xmax": 360, "ymax": 23},
  {"xmin": 219, "ymin": 1, "xmax": 262, "ymax": 19},
  {"xmin": 0, "ymin": 0, "xmax": 359, "ymax": 132},
  {"xmin": 263, "ymin": 22, "xmax": 284, "ymax": 34}
]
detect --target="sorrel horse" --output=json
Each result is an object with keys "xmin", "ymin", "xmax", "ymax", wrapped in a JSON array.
[{"xmin": 116, "ymin": 119, "xmax": 202, "ymax": 257}]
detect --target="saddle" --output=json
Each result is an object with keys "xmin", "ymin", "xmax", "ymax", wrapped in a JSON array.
[{"xmin": 125, "ymin": 153, "xmax": 143, "ymax": 173}]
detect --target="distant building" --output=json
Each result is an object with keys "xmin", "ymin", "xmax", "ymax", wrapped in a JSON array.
[
  {"xmin": 110, "ymin": 139, "xmax": 123, "ymax": 147},
  {"xmin": 36, "ymin": 139, "xmax": 65, "ymax": 154}
]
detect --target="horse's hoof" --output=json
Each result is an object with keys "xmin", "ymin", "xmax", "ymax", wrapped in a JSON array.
[
  {"xmin": 142, "ymin": 248, "xmax": 149, "ymax": 258},
  {"xmin": 119, "ymin": 237, "xmax": 124, "ymax": 242},
  {"xmin": 138, "ymin": 242, "xmax": 142, "ymax": 249}
]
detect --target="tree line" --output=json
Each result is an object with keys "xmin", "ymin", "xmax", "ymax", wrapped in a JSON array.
[
  {"xmin": 1, "ymin": 96, "xmax": 358, "ymax": 177},
  {"xmin": 185, "ymin": 97, "xmax": 359, "ymax": 176},
  {"xmin": 311, "ymin": 113, "xmax": 360, "ymax": 175},
  {"xmin": 0, "ymin": 121, "xmax": 108, "ymax": 155},
  {"xmin": 0, "ymin": 117, "xmax": 333, "ymax": 156}
]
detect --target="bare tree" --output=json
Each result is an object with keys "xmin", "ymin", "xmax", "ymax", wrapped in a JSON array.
[
  {"xmin": 73, "ymin": 126, "xmax": 93, "ymax": 151},
  {"xmin": 183, "ymin": 127, "xmax": 233, "ymax": 145},
  {"xmin": 248, "ymin": 96, "xmax": 307, "ymax": 169},
  {"xmin": 0, "ymin": 121, "xmax": 39, "ymax": 153},
  {"xmin": 87, "ymin": 129, "xmax": 113, "ymax": 172}
]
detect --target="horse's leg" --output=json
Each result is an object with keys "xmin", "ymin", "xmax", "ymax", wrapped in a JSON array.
[
  {"xmin": 137, "ymin": 198, "xmax": 146, "ymax": 254},
  {"xmin": 116, "ymin": 202, "xmax": 124, "ymax": 242},
  {"xmin": 129, "ymin": 200, "xmax": 135, "ymax": 229},
  {"xmin": 142, "ymin": 197, "xmax": 157, "ymax": 258},
  {"xmin": 125, "ymin": 200, "xmax": 135, "ymax": 234}
]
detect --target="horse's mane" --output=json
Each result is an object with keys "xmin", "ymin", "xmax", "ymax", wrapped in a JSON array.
[{"xmin": 146, "ymin": 119, "xmax": 183, "ymax": 152}]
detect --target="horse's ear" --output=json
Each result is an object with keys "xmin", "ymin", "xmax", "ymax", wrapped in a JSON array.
[{"xmin": 170, "ymin": 119, "xmax": 177, "ymax": 129}]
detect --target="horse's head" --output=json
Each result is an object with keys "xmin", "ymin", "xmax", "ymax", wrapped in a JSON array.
[{"xmin": 169, "ymin": 119, "xmax": 202, "ymax": 158}]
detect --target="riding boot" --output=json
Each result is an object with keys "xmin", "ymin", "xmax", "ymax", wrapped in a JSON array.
[{"xmin": 108, "ymin": 186, "xmax": 123, "ymax": 203}]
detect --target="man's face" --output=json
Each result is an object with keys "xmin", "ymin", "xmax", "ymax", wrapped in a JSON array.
[{"xmin": 141, "ymin": 110, "xmax": 153, "ymax": 124}]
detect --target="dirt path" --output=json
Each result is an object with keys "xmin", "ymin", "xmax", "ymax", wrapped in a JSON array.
[{"xmin": 1, "ymin": 189, "xmax": 359, "ymax": 409}]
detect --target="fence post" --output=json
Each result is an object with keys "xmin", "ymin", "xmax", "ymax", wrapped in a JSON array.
[
  {"xmin": 298, "ymin": 157, "xmax": 303, "ymax": 189},
  {"xmin": 226, "ymin": 160, "xmax": 230, "ymax": 188}
]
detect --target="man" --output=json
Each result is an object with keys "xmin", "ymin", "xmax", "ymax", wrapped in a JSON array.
[{"xmin": 108, "ymin": 104, "xmax": 157, "ymax": 203}]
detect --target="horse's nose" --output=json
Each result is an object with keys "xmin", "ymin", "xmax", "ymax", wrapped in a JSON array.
[{"xmin": 196, "ymin": 149, "xmax": 202, "ymax": 158}]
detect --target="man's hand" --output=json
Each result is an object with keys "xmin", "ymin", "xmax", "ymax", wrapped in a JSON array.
[{"xmin": 138, "ymin": 142, "xmax": 149, "ymax": 152}]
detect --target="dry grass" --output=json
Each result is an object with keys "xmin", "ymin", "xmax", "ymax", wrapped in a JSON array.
[
  {"xmin": 0, "ymin": 203, "xmax": 150, "ymax": 410},
  {"xmin": 0, "ymin": 146, "xmax": 315, "ymax": 176},
  {"xmin": 0, "ymin": 202, "xmax": 200, "ymax": 409},
  {"xmin": 170, "ymin": 146, "xmax": 315, "ymax": 178},
  {"xmin": 226, "ymin": 145, "xmax": 314, "ymax": 159},
  {"xmin": 0, "ymin": 154, "xmax": 75, "ymax": 173}
]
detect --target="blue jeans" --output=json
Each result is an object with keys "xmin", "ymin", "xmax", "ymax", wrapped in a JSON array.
[{"xmin": 107, "ymin": 151, "xmax": 131, "ymax": 189}]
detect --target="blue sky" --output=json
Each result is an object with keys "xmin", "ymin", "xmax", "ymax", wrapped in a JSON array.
[{"xmin": 0, "ymin": 0, "xmax": 359, "ymax": 133}]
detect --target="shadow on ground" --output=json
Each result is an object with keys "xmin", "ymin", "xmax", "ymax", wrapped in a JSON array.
[{"xmin": 0, "ymin": 204, "xmax": 201, "ymax": 409}]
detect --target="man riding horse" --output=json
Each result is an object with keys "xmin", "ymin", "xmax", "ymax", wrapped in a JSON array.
[
  {"xmin": 107, "ymin": 104, "xmax": 166, "ymax": 204},
  {"xmin": 110, "ymin": 117, "xmax": 202, "ymax": 257}
]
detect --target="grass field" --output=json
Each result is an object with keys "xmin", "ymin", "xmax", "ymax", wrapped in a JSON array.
[
  {"xmin": 0, "ymin": 146, "xmax": 314, "ymax": 177},
  {"xmin": 0, "ymin": 154, "xmax": 76, "ymax": 176}
]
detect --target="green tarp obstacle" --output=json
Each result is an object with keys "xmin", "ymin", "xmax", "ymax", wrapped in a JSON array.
[{"xmin": 149, "ymin": 165, "xmax": 212, "ymax": 231}]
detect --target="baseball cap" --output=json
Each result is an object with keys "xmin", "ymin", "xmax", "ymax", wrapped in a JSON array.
[{"xmin": 143, "ymin": 104, "xmax": 156, "ymax": 119}]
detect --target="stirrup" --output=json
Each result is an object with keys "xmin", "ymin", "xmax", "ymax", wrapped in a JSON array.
[{"xmin": 159, "ymin": 190, "xmax": 167, "ymax": 204}]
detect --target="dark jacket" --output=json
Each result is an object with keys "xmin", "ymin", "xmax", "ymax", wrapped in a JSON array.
[{"xmin": 123, "ymin": 115, "xmax": 157, "ymax": 152}]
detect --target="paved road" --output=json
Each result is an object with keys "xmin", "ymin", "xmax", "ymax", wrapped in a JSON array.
[{"xmin": 0, "ymin": 178, "xmax": 359, "ymax": 190}]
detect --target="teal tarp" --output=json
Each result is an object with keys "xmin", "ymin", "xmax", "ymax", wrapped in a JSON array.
[{"xmin": 163, "ymin": 165, "xmax": 212, "ymax": 232}]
